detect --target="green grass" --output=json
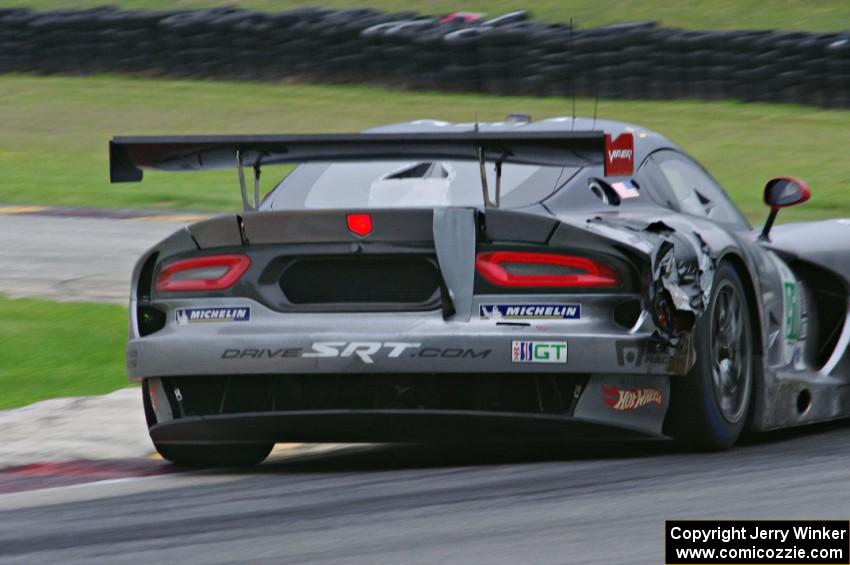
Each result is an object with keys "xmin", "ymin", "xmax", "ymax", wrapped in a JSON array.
[
  {"xmin": 3, "ymin": 0, "xmax": 850, "ymax": 32},
  {"xmin": 0, "ymin": 295, "xmax": 128, "ymax": 409},
  {"xmin": 2, "ymin": 74, "xmax": 849, "ymax": 223}
]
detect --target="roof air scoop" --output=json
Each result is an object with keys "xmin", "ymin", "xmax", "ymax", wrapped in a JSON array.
[
  {"xmin": 383, "ymin": 162, "xmax": 449, "ymax": 180},
  {"xmin": 369, "ymin": 162, "xmax": 455, "ymax": 207}
]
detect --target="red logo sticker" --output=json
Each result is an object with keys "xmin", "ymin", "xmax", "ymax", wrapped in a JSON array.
[
  {"xmin": 347, "ymin": 213, "xmax": 372, "ymax": 237},
  {"xmin": 604, "ymin": 132, "xmax": 634, "ymax": 177},
  {"xmin": 602, "ymin": 385, "xmax": 663, "ymax": 411}
]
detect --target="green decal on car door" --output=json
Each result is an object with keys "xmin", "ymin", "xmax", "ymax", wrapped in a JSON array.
[{"xmin": 783, "ymin": 281, "xmax": 800, "ymax": 340}]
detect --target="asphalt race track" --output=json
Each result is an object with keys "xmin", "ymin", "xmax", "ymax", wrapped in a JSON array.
[
  {"xmin": 3, "ymin": 424, "xmax": 850, "ymax": 564},
  {"xmin": 2, "ymin": 209, "xmax": 850, "ymax": 564}
]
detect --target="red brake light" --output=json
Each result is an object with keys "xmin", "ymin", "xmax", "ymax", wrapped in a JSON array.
[
  {"xmin": 155, "ymin": 255, "xmax": 251, "ymax": 293},
  {"xmin": 347, "ymin": 213, "xmax": 372, "ymax": 237},
  {"xmin": 475, "ymin": 251, "xmax": 621, "ymax": 288}
]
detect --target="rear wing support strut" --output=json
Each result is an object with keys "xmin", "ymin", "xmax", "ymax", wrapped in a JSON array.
[
  {"xmin": 236, "ymin": 150, "xmax": 262, "ymax": 211},
  {"xmin": 478, "ymin": 146, "xmax": 492, "ymax": 208},
  {"xmin": 477, "ymin": 147, "xmax": 506, "ymax": 208},
  {"xmin": 494, "ymin": 160, "xmax": 503, "ymax": 208}
]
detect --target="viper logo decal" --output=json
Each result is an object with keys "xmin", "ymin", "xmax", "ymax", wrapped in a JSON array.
[{"xmin": 604, "ymin": 132, "xmax": 635, "ymax": 177}]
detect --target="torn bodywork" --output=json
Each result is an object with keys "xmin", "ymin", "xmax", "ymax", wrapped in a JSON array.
[{"xmin": 584, "ymin": 215, "xmax": 718, "ymax": 375}]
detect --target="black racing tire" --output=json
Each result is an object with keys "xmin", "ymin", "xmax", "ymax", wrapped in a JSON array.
[
  {"xmin": 667, "ymin": 262, "xmax": 754, "ymax": 450},
  {"xmin": 155, "ymin": 443, "xmax": 274, "ymax": 467}
]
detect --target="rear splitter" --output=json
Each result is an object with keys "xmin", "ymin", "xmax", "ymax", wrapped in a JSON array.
[{"xmin": 150, "ymin": 410, "xmax": 660, "ymax": 445}]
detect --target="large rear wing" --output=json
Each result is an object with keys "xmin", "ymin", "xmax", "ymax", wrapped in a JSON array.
[{"xmin": 109, "ymin": 130, "xmax": 632, "ymax": 209}]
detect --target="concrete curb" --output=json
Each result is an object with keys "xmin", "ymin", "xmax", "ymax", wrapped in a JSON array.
[
  {"xmin": 0, "ymin": 388, "xmax": 351, "ymax": 471},
  {"xmin": 0, "ymin": 388, "xmax": 152, "ymax": 469}
]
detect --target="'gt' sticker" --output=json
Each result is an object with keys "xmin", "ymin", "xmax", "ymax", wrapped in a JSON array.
[{"xmin": 511, "ymin": 341, "xmax": 567, "ymax": 364}]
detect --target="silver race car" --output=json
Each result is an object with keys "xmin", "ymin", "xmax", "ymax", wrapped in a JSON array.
[{"xmin": 110, "ymin": 116, "xmax": 850, "ymax": 466}]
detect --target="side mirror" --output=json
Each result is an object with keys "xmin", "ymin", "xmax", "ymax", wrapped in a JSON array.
[{"xmin": 759, "ymin": 177, "xmax": 810, "ymax": 241}]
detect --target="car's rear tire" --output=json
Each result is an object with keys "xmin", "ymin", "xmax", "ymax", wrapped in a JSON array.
[
  {"xmin": 668, "ymin": 262, "xmax": 754, "ymax": 450},
  {"xmin": 154, "ymin": 443, "xmax": 274, "ymax": 467}
]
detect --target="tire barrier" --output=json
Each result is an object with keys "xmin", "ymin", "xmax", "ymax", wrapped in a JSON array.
[{"xmin": 1, "ymin": 7, "xmax": 849, "ymax": 107}]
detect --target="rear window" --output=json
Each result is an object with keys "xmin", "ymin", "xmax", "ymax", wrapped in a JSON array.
[{"xmin": 262, "ymin": 161, "xmax": 580, "ymax": 210}]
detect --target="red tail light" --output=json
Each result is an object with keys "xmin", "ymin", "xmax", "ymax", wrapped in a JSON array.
[
  {"xmin": 155, "ymin": 255, "xmax": 251, "ymax": 293},
  {"xmin": 475, "ymin": 251, "xmax": 621, "ymax": 288}
]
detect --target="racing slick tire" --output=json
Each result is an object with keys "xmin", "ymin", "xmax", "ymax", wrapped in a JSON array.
[
  {"xmin": 667, "ymin": 262, "xmax": 754, "ymax": 450},
  {"xmin": 154, "ymin": 443, "xmax": 274, "ymax": 467}
]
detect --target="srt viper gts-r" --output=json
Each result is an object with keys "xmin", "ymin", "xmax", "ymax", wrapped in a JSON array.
[{"xmin": 110, "ymin": 116, "xmax": 850, "ymax": 466}]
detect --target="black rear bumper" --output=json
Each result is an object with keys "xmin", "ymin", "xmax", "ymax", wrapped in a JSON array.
[{"xmin": 149, "ymin": 410, "xmax": 656, "ymax": 445}]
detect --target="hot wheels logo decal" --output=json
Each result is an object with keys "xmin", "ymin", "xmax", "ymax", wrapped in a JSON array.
[{"xmin": 602, "ymin": 385, "xmax": 663, "ymax": 411}]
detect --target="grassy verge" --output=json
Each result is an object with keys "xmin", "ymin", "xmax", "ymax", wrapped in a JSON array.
[
  {"xmin": 0, "ymin": 295, "xmax": 128, "ymax": 409},
  {"xmin": 2, "ymin": 74, "xmax": 849, "ymax": 223},
  {"xmin": 2, "ymin": 0, "xmax": 849, "ymax": 32}
]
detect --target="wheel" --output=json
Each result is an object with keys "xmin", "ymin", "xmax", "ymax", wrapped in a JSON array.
[
  {"xmin": 154, "ymin": 443, "xmax": 274, "ymax": 467},
  {"xmin": 667, "ymin": 262, "xmax": 754, "ymax": 450}
]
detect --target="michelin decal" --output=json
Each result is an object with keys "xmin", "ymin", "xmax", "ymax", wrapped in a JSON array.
[
  {"xmin": 176, "ymin": 307, "xmax": 251, "ymax": 325},
  {"xmin": 480, "ymin": 304, "xmax": 580, "ymax": 320}
]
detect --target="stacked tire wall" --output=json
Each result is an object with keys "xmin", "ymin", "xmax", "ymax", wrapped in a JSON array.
[{"xmin": 1, "ymin": 7, "xmax": 849, "ymax": 107}]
